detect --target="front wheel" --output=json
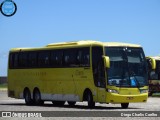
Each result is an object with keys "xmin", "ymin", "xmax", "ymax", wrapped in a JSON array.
[
  {"xmin": 87, "ymin": 91, "xmax": 95, "ymax": 108},
  {"xmin": 121, "ymin": 103, "xmax": 129, "ymax": 109}
]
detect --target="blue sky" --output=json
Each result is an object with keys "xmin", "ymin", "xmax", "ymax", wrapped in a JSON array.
[{"xmin": 0, "ymin": 0, "xmax": 160, "ymax": 76}]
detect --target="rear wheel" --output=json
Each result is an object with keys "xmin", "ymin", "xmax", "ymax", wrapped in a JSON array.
[
  {"xmin": 33, "ymin": 89, "xmax": 44, "ymax": 105},
  {"xmin": 121, "ymin": 103, "xmax": 129, "ymax": 109},
  {"xmin": 68, "ymin": 101, "xmax": 76, "ymax": 106},
  {"xmin": 24, "ymin": 89, "xmax": 33, "ymax": 105}
]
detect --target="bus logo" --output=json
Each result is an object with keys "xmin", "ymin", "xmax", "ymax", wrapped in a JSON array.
[{"xmin": 0, "ymin": 0, "xmax": 17, "ymax": 17}]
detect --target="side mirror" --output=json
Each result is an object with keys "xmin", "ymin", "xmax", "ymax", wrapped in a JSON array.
[
  {"xmin": 103, "ymin": 56, "xmax": 110, "ymax": 68},
  {"xmin": 146, "ymin": 57, "xmax": 156, "ymax": 70},
  {"xmin": 151, "ymin": 58, "xmax": 156, "ymax": 70}
]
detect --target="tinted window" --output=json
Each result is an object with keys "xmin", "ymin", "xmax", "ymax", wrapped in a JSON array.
[
  {"xmin": 19, "ymin": 52, "xmax": 28, "ymax": 68},
  {"xmin": 14, "ymin": 53, "xmax": 19, "ymax": 68},
  {"xmin": 9, "ymin": 53, "xmax": 14, "ymax": 68},
  {"xmin": 50, "ymin": 50, "xmax": 63, "ymax": 67},
  {"xmin": 9, "ymin": 47, "xmax": 90, "ymax": 69},
  {"xmin": 38, "ymin": 51, "xmax": 50, "ymax": 67},
  {"xmin": 63, "ymin": 49, "xmax": 78, "ymax": 67},
  {"xmin": 77, "ymin": 48, "xmax": 90, "ymax": 67},
  {"xmin": 28, "ymin": 52, "xmax": 37, "ymax": 67}
]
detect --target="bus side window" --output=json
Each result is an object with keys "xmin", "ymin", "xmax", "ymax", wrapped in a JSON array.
[
  {"xmin": 63, "ymin": 49, "xmax": 70, "ymax": 67},
  {"xmin": 28, "ymin": 52, "xmax": 37, "ymax": 68},
  {"xmin": 38, "ymin": 51, "xmax": 50, "ymax": 67},
  {"xmin": 14, "ymin": 53, "xmax": 19, "ymax": 68},
  {"xmin": 63, "ymin": 48, "xmax": 78, "ymax": 67},
  {"xmin": 76, "ymin": 48, "xmax": 90, "ymax": 67},
  {"xmin": 82, "ymin": 48, "xmax": 90, "ymax": 67},
  {"xmin": 19, "ymin": 52, "xmax": 28, "ymax": 68},
  {"xmin": 50, "ymin": 50, "xmax": 63, "ymax": 67},
  {"xmin": 77, "ymin": 50, "xmax": 82, "ymax": 65},
  {"xmin": 77, "ymin": 48, "xmax": 90, "ymax": 67},
  {"xmin": 9, "ymin": 53, "xmax": 14, "ymax": 69}
]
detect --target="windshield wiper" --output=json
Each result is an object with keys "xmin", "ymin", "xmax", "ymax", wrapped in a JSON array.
[{"xmin": 130, "ymin": 72, "xmax": 144, "ymax": 93}]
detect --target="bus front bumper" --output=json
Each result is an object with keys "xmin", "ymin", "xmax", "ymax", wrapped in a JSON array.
[{"xmin": 106, "ymin": 93, "xmax": 148, "ymax": 103}]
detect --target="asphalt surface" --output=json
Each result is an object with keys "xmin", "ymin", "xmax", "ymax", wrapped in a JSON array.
[{"xmin": 0, "ymin": 90, "xmax": 159, "ymax": 120}]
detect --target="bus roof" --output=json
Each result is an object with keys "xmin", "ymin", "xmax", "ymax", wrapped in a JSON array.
[
  {"xmin": 10, "ymin": 40, "xmax": 141, "ymax": 52},
  {"xmin": 147, "ymin": 56, "xmax": 160, "ymax": 61},
  {"xmin": 46, "ymin": 40, "xmax": 141, "ymax": 47}
]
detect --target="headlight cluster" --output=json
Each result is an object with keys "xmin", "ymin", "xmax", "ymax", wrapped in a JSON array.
[
  {"xmin": 107, "ymin": 89, "xmax": 119, "ymax": 94},
  {"xmin": 140, "ymin": 89, "xmax": 148, "ymax": 94}
]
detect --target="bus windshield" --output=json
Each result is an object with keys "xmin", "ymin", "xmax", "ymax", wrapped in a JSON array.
[
  {"xmin": 149, "ymin": 60, "xmax": 160, "ymax": 80},
  {"xmin": 105, "ymin": 47, "xmax": 148, "ymax": 87}
]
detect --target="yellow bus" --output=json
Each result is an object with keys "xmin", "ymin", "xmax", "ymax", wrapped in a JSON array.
[
  {"xmin": 146, "ymin": 56, "xmax": 160, "ymax": 96},
  {"xmin": 8, "ymin": 40, "xmax": 148, "ymax": 108}
]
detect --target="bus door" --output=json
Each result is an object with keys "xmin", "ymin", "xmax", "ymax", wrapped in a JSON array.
[{"xmin": 92, "ymin": 47, "xmax": 106, "ymax": 103}]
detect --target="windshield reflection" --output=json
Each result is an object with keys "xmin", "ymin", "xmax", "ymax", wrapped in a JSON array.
[{"xmin": 105, "ymin": 47, "xmax": 147, "ymax": 87}]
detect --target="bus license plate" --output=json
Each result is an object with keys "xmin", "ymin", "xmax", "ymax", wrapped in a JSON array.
[{"xmin": 126, "ymin": 97, "xmax": 134, "ymax": 100}]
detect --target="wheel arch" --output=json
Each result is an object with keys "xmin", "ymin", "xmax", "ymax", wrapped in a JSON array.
[
  {"xmin": 33, "ymin": 87, "xmax": 40, "ymax": 93},
  {"xmin": 83, "ymin": 88, "xmax": 92, "ymax": 101}
]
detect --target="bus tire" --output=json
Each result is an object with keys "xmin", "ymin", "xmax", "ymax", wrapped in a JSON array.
[
  {"xmin": 86, "ymin": 91, "xmax": 95, "ymax": 108},
  {"xmin": 121, "ymin": 103, "xmax": 129, "ymax": 109},
  {"xmin": 33, "ymin": 89, "xmax": 44, "ymax": 105},
  {"xmin": 52, "ymin": 101, "xmax": 65, "ymax": 106},
  {"xmin": 68, "ymin": 101, "xmax": 76, "ymax": 106},
  {"xmin": 24, "ymin": 88, "xmax": 33, "ymax": 105}
]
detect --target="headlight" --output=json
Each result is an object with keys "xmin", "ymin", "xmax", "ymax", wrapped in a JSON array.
[
  {"xmin": 140, "ymin": 89, "xmax": 148, "ymax": 94},
  {"xmin": 107, "ymin": 89, "xmax": 119, "ymax": 94}
]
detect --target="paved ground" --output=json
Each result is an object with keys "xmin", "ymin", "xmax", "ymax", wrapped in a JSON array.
[{"xmin": 0, "ymin": 91, "xmax": 159, "ymax": 120}]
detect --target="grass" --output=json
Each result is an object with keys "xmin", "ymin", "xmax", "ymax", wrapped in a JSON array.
[
  {"xmin": 152, "ymin": 93, "xmax": 160, "ymax": 97},
  {"xmin": 0, "ymin": 83, "xmax": 7, "ymax": 89}
]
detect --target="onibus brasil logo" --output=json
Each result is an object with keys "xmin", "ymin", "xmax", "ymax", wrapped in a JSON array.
[{"xmin": 0, "ymin": 0, "xmax": 17, "ymax": 17}]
